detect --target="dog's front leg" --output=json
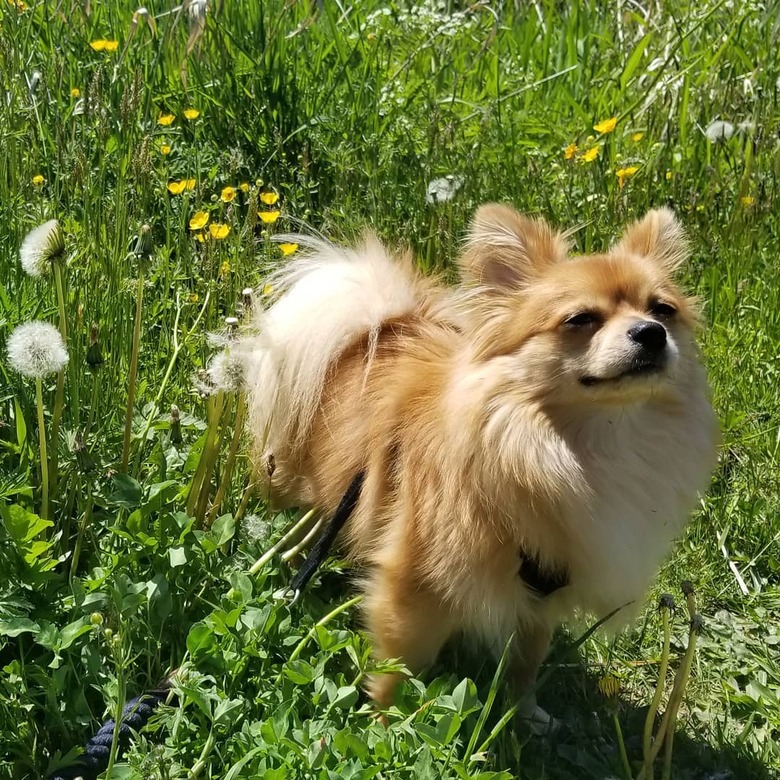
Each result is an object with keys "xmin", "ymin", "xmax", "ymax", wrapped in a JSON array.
[
  {"xmin": 507, "ymin": 621, "xmax": 559, "ymax": 733},
  {"xmin": 364, "ymin": 564, "xmax": 455, "ymax": 708}
]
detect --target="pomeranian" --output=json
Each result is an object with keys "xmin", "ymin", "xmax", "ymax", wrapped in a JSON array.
[{"xmin": 240, "ymin": 205, "xmax": 718, "ymax": 714}]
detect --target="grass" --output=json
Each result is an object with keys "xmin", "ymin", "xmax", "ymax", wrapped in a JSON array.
[{"xmin": 1, "ymin": 0, "xmax": 779, "ymax": 777}]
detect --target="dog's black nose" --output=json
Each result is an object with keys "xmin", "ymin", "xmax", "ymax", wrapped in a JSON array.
[{"xmin": 628, "ymin": 321, "xmax": 667, "ymax": 352}]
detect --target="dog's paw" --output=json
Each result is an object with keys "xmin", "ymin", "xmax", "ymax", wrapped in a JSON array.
[{"xmin": 517, "ymin": 702, "xmax": 563, "ymax": 736}]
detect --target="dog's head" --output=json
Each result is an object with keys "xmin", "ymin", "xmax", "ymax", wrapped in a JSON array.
[{"xmin": 458, "ymin": 204, "xmax": 701, "ymax": 406}]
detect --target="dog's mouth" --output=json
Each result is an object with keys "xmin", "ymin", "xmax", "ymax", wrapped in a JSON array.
[{"xmin": 580, "ymin": 360, "xmax": 665, "ymax": 387}]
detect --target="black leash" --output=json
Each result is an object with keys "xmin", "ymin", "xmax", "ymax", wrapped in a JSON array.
[
  {"xmin": 50, "ymin": 680, "xmax": 173, "ymax": 780},
  {"xmin": 288, "ymin": 470, "xmax": 365, "ymax": 600}
]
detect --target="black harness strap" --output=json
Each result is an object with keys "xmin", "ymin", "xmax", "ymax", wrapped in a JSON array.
[
  {"xmin": 289, "ymin": 470, "xmax": 365, "ymax": 597},
  {"xmin": 518, "ymin": 550, "xmax": 569, "ymax": 597}
]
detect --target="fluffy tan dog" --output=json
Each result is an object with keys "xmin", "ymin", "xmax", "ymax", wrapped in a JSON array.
[{"xmin": 240, "ymin": 205, "xmax": 718, "ymax": 712}]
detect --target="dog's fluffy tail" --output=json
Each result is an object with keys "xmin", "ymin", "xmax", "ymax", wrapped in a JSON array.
[{"xmin": 241, "ymin": 234, "xmax": 421, "ymax": 467}]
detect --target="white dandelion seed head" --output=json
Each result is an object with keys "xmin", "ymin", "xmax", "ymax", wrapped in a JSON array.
[
  {"xmin": 704, "ymin": 120, "xmax": 735, "ymax": 143},
  {"xmin": 242, "ymin": 513, "xmax": 271, "ymax": 543},
  {"xmin": 192, "ymin": 368, "xmax": 216, "ymax": 398},
  {"xmin": 7, "ymin": 321, "xmax": 69, "ymax": 379},
  {"xmin": 207, "ymin": 349, "xmax": 244, "ymax": 392},
  {"xmin": 425, "ymin": 175, "xmax": 463, "ymax": 205},
  {"xmin": 19, "ymin": 219, "xmax": 64, "ymax": 277}
]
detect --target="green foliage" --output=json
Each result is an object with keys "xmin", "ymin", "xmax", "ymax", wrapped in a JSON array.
[{"xmin": 1, "ymin": 0, "xmax": 779, "ymax": 778}]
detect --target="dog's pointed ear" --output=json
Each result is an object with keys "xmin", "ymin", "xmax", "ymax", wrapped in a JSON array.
[
  {"xmin": 459, "ymin": 204, "xmax": 569, "ymax": 290},
  {"xmin": 613, "ymin": 207, "xmax": 689, "ymax": 271}
]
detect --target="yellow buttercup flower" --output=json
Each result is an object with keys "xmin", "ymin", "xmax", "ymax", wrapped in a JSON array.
[
  {"xmin": 631, "ymin": 132, "xmax": 644, "ymax": 142},
  {"xmin": 183, "ymin": 108, "xmax": 200, "ymax": 120},
  {"xmin": 741, "ymin": 196, "xmax": 755, "ymax": 206},
  {"xmin": 210, "ymin": 223, "xmax": 231, "ymax": 239},
  {"xmin": 239, "ymin": 182, "xmax": 250, "ymax": 193},
  {"xmin": 221, "ymin": 186, "xmax": 236, "ymax": 203},
  {"xmin": 167, "ymin": 180, "xmax": 187, "ymax": 195},
  {"xmin": 564, "ymin": 143, "xmax": 578, "ymax": 160},
  {"xmin": 219, "ymin": 261, "xmax": 231, "ymax": 278},
  {"xmin": 279, "ymin": 242, "xmax": 298, "ymax": 256},
  {"xmin": 90, "ymin": 39, "xmax": 119, "ymax": 52},
  {"xmin": 195, "ymin": 232, "xmax": 207, "ymax": 243},
  {"xmin": 258, "ymin": 210, "xmax": 280, "ymax": 224},
  {"xmin": 260, "ymin": 191, "xmax": 279, "ymax": 206},
  {"xmin": 157, "ymin": 113, "xmax": 175, "ymax": 127},
  {"xmin": 160, "ymin": 144, "xmax": 171, "ymax": 155},
  {"xmin": 593, "ymin": 117, "xmax": 617, "ymax": 134},
  {"xmin": 189, "ymin": 211, "xmax": 209, "ymax": 230},
  {"xmin": 70, "ymin": 87, "xmax": 81, "ymax": 98},
  {"xmin": 8, "ymin": 0, "xmax": 29, "ymax": 10},
  {"xmin": 581, "ymin": 146, "xmax": 600, "ymax": 163},
  {"xmin": 189, "ymin": 292, "xmax": 200, "ymax": 302},
  {"xmin": 616, "ymin": 165, "xmax": 639, "ymax": 189},
  {"xmin": 665, "ymin": 171, "xmax": 673, "ymax": 181},
  {"xmin": 32, "ymin": 174, "xmax": 45, "ymax": 186}
]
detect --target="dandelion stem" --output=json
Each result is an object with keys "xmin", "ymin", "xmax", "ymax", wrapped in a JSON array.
[
  {"xmin": 35, "ymin": 378, "xmax": 49, "ymax": 522},
  {"xmin": 612, "ymin": 710, "xmax": 631, "ymax": 780},
  {"xmin": 194, "ymin": 392, "xmax": 232, "ymax": 525},
  {"xmin": 49, "ymin": 261, "xmax": 69, "ymax": 502},
  {"xmin": 643, "ymin": 604, "xmax": 672, "ymax": 779},
  {"xmin": 121, "ymin": 268, "xmax": 145, "ymax": 472},
  {"xmin": 206, "ymin": 394, "xmax": 246, "ymax": 526},
  {"xmin": 69, "ymin": 480, "xmax": 93, "ymax": 581},
  {"xmin": 248, "ymin": 509, "xmax": 318, "ymax": 575},
  {"xmin": 637, "ymin": 617, "xmax": 702, "ymax": 779},
  {"xmin": 288, "ymin": 595, "xmax": 363, "ymax": 663},
  {"xmin": 280, "ymin": 515, "xmax": 324, "ymax": 562}
]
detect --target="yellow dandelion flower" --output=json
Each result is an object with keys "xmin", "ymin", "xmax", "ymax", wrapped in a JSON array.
[
  {"xmin": 616, "ymin": 165, "xmax": 640, "ymax": 189},
  {"xmin": 183, "ymin": 108, "xmax": 200, "ymax": 120},
  {"xmin": 262, "ymin": 283, "xmax": 274, "ymax": 295},
  {"xmin": 70, "ymin": 87, "xmax": 81, "ymax": 98},
  {"xmin": 221, "ymin": 186, "xmax": 236, "ymax": 203},
  {"xmin": 8, "ymin": 0, "xmax": 29, "ymax": 10},
  {"xmin": 32, "ymin": 174, "xmax": 45, "ymax": 186},
  {"xmin": 665, "ymin": 171, "xmax": 673, "ymax": 181},
  {"xmin": 564, "ymin": 143, "xmax": 578, "ymax": 160},
  {"xmin": 189, "ymin": 211, "xmax": 209, "ymax": 230},
  {"xmin": 239, "ymin": 182, "xmax": 250, "ymax": 193},
  {"xmin": 90, "ymin": 39, "xmax": 119, "ymax": 52},
  {"xmin": 167, "ymin": 180, "xmax": 187, "ymax": 195},
  {"xmin": 581, "ymin": 146, "xmax": 600, "ymax": 163},
  {"xmin": 160, "ymin": 144, "xmax": 171, "ymax": 155},
  {"xmin": 741, "ymin": 196, "xmax": 755, "ymax": 206},
  {"xmin": 219, "ymin": 260, "xmax": 231, "ymax": 277},
  {"xmin": 258, "ymin": 210, "xmax": 280, "ymax": 224},
  {"xmin": 184, "ymin": 178, "xmax": 197, "ymax": 190},
  {"xmin": 189, "ymin": 292, "xmax": 200, "ymax": 302},
  {"xmin": 157, "ymin": 113, "xmax": 175, "ymax": 127},
  {"xmin": 279, "ymin": 242, "xmax": 299, "ymax": 256},
  {"xmin": 210, "ymin": 223, "xmax": 231, "ymax": 239},
  {"xmin": 260, "ymin": 191, "xmax": 279, "ymax": 206},
  {"xmin": 631, "ymin": 132, "xmax": 644, "ymax": 142},
  {"xmin": 594, "ymin": 117, "xmax": 617, "ymax": 134},
  {"xmin": 598, "ymin": 675, "xmax": 621, "ymax": 700}
]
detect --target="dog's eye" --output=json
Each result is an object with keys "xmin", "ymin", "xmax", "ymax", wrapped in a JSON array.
[
  {"xmin": 649, "ymin": 301, "xmax": 677, "ymax": 318},
  {"xmin": 564, "ymin": 311, "xmax": 601, "ymax": 328}
]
